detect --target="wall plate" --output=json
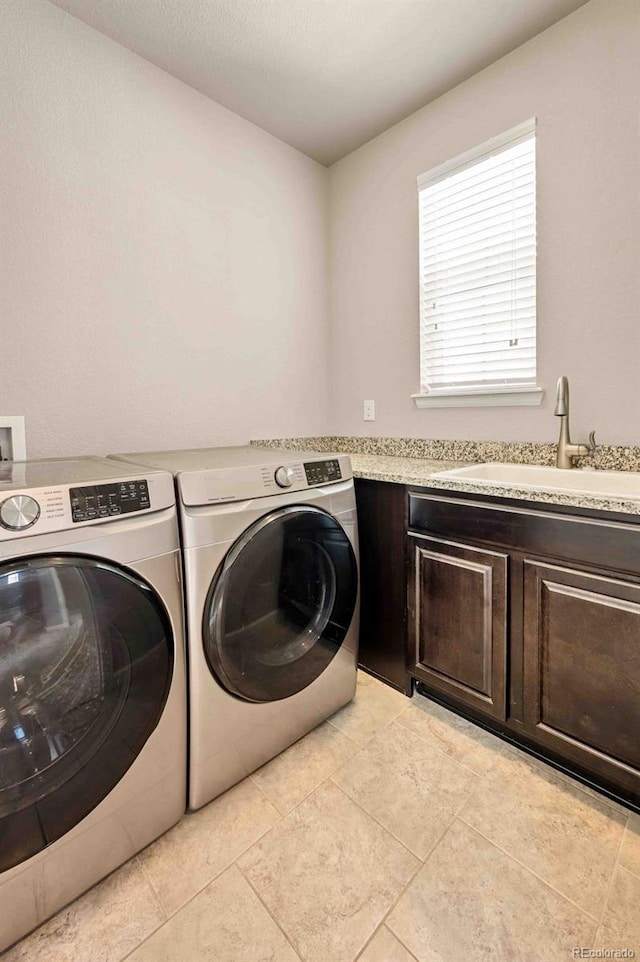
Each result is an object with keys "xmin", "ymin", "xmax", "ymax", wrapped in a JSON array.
[
  {"xmin": 363, "ymin": 399, "xmax": 376, "ymax": 421},
  {"xmin": 0, "ymin": 416, "xmax": 27, "ymax": 461}
]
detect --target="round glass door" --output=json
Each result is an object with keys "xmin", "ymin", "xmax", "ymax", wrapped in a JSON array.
[
  {"xmin": 0, "ymin": 555, "xmax": 173, "ymax": 871},
  {"xmin": 203, "ymin": 506, "xmax": 358, "ymax": 703}
]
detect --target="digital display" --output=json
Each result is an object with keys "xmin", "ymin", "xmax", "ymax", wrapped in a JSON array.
[
  {"xmin": 303, "ymin": 459, "xmax": 342, "ymax": 486},
  {"xmin": 70, "ymin": 480, "xmax": 150, "ymax": 522}
]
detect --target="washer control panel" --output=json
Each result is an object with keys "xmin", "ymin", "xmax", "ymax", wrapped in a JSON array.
[
  {"xmin": 0, "ymin": 466, "xmax": 175, "ymax": 544},
  {"xmin": 70, "ymin": 480, "xmax": 150, "ymax": 522},
  {"xmin": 303, "ymin": 459, "xmax": 342, "ymax": 486},
  {"xmin": 0, "ymin": 495, "xmax": 41, "ymax": 531},
  {"xmin": 0, "ymin": 487, "xmax": 70, "ymax": 533}
]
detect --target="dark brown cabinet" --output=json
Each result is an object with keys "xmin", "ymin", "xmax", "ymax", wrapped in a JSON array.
[
  {"xmin": 407, "ymin": 533, "xmax": 508, "ymax": 721},
  {"xmin": 407, "ymin": 489, "xmax": 640, "ymax": 808},
  {"xmin": 354, "ymin": 478, "xmax": 639, "ymax": 805},
  {"xmin": 523, "ymin": 560, "xmax": 640, "ymax": 797},
  {"xmin": 354, "ymin": 479, "xmax": 411, "ymax": 694}
]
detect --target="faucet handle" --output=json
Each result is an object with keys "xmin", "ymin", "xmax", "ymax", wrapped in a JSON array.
[{"xmin": 587, "ymin": 430, "xmax": 596, "ymax": 454}]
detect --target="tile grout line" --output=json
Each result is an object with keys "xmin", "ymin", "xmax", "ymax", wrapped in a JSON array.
[
  {"xmin": 354, "ymin": 922, "xmax": 420, "ymax": 962},
  {"xmin": 112, "ymin": 855, "xmax": 175, "ymax": 962},
  {"xmin": 372, "ymin": 810, "xmax": 463, "ymax": 957},
  {"xmin": 241, "ymin": 680, "xmax": 410, "ymax": 826},
  {"xmin": 408, "ymin": 693, "xmax": 636, "ymax": 819},
  {"xmin": 457, "ymin": 815, "xmax": 602, "ymax": 925},
  {"xmin": 87, "ymin": 743, "xmax": 338, "ymax": 962},
  {"xmin": 591, "ymin": 813, "xmax": 629, "ymax": 950},
  {"xmin": 515, "ymin": 751, "xmax": 634, "ymax": 820},
  {"xmin": 18, "ymin": 674, "xmax": 634, "ymax": 961},
  {"xmin": 248, "ymin": 684, "xmax": 417, "ymax": 819},
  {"xmin": 118, "ymin": 805, "xmax": 291, "ymax": 962},
  {"xmin": 135, "ymin": 854, "xmax": 169, "ymax": 924},
  {"xmin": 326, "ymin": 706, "xmax": 409, "ymax": 748},
  {"xmin": 236, "ymin": 762, "xmax": 385, "ymax": 961},
  {"xmin": 458, "ymin": 736, "xmax": 632, "ymax": 834},
  {"xmin": 376, "ymin": 797, "xmax": 492, "ymax": 961},
  {"xmin": 119, "ymin": 862, "xmax": 297, "ymax": 962},
  {"xmin": 326, "ymin": 775, "xmax": 426, "ymax": 863},
  {"xmin": 249, "ymin": 738, "xmax": 366, "ymax": 819},
  {"xmin": 318, "ymin": 722, "xmax": 364, "ymax": 752},
  {"xmin": 241, "ymin": 683, "xmax": 625, "ymax": 958},
  {"xmin": 120, "ymin": 918, "xmax": 166, "ymax": 962},
  {"xmin": 329, "ymin": 757, "xmax": 482, "ymax": 865},
  {"xmin": 235, "ymin": 860, "xmax": 304, "ymax": 961},
  {"xmin": 116, "ymin": 856, "xmax": 176, "ymax": 962},
  {"xmin": 618, "ymin": 825, "xmax": 640, "ymax": 881},
  {"xmin": 394, "ymin": 711, "xmax": 506, "ymax": 780},
  {"xmin": 248, "ymin": 768, "xmax": 293, "ymax": 817},
  {"xmin": 238, "ymin": 692, "xmax": 501, "ymax": 961},
  {"xmin": 121, "ymin": 792, "xmax": 288, "ymax": 949},
  {"xmin": 225, "ymin": 692, "xmax": 423, "ymax": 961},
  {"xmin": 235, "ymin": 732, "xmax": 423, "ymax": 962},
  {"xmin": 352, "ymin": 856, "xmax": 425, "ymax": 962},
  {"xmin": 125, "ymin": 708, "xmax": 622, "ymax": 962},
  {"xmin": 248, "ymin": 767, "xmax": 423, "ymax": 869},
  {"xmin": 391, "ymin": 716, "xmax": 504, "ymax": 782},
  {"xmin": 331, "ymin": 694, "xmax": 504, "ymax": 783},
  {"xmin": 327, "ymin": 677, "xmax": 411, "ymax": 732}
]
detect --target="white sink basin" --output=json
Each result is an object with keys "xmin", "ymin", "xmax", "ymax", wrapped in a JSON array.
[{"xmin": 433, "ymin": 463, "xmax": 640, "ymax": 500}]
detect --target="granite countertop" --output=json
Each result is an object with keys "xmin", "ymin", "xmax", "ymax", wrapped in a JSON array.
[
  {"xmin": 349, "ymin": 454, "xmax": 470, "ymax": 485},
  {"xmin": 349, "ymin": 453, "xmax": 640, "ymax": 518},
  {"xmin": 250, "ymin": 438, "xmax": 640, "ymax": 518}
]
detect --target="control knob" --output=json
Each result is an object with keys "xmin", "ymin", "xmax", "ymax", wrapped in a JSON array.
[
  {"xmin": 274, "ymin": 465, "xmax": 295, "ymax": 488},
  {"xmin": 0, "ymin": 495, "xmax": 40, "ymax": 531}
]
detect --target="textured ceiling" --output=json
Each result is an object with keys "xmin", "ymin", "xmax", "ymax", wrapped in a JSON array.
[{"xmin": 48, "ymin": 0, "xmax": 589, "ymax": 166}]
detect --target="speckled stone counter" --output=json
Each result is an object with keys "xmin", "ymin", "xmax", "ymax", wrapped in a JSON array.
[
  {"xmin": 251, "ymin": 436, "xmax": 640, "ymax": 471},
  {"xmin": 348, "ymin": 454, "xmax": 469, "ymax": 485},
  {"xmin": 350, "ymin": 454, "xmax": 640, "ymax": 517},
  {"xmin": 421, "ymin": 472, "xmax": 640, "ymax": 517},
  {"xmin": 250, "ymin": 438, "xmax": 640, "ymax": 518}
]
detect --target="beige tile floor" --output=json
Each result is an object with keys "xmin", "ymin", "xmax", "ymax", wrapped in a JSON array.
[{"xmin": 5, "ymin": 672, "xmax": 639, "ymax": 962}]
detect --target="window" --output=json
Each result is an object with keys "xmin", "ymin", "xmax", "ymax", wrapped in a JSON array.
[{"xmin": 414, "ymin": 119, "xmax": 542, "ymax": 408}]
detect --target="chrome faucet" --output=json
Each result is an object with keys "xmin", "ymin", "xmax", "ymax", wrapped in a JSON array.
[{"xmin": 554, "ymin": 376, "xmax": 596, "ymax": 469}]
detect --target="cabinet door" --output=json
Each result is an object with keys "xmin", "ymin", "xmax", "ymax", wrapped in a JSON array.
[
  {"xmin": 523, "ymin": 561, "xmax": 640, "ymax": 793},
  {"xmin": 408, "ymin": 533, "xmax": 508, "ymax": 720}
]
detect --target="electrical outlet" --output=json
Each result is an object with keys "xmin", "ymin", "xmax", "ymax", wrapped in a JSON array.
[{"xmin": 363, "ymin": 400, "xmax": 375, "ymax": 421}]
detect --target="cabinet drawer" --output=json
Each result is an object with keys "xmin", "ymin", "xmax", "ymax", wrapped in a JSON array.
[
  {"xmin": 408, "ymin": 532, "xmax": 508, "ymax": 721},
  {"xmin": 409, "ymin": 491, "xmax": 640, "ymax": 575}
]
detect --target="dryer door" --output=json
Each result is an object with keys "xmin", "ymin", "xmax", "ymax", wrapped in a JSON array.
[
  {"xmin": 0, "ymin": 555, "xmax": 173, "ymax": 872},
  {"xmin": 203, "ymin": 506, "xmax": 358, "ymax": 703}
]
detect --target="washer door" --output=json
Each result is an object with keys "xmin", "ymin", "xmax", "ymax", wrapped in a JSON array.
[
  {"xmin": 0, "ymin": 555, "xmax": 173, "ymax": 872},
  {"xmin": 203, "ymin": 506, "xmax": 358, "ymax": 703}
]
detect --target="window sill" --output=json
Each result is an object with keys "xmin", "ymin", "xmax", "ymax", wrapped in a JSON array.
[{"xmin": 412, "ymin": 386, "xmax": 544, "ymax": 409}]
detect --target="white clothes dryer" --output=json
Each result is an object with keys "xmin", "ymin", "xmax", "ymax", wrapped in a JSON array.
[
  {"xmin": 110, "ymin": 447, "xmax": 359, "ymax": 810},
  {"xmin": 0, "ymin": 458, "xmax": 186, "ymax": 952}
]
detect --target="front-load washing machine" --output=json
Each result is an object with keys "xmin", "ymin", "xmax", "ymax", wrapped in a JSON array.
[
  {"xmin": 110, "ymin": 446, "xmax": 359, "ymax": 810},
  {"xmin": 0, "ymin": 457, "xmax": 186, "ymax": 952}
]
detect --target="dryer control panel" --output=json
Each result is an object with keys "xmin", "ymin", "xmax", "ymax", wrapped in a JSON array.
[
  {"xmin": 178, "ymin": 453, "xmax": 353, "ymax": 506},
  {"xmin": 303, "ymin": 459, "xmax": 342, "ymax": 486}
]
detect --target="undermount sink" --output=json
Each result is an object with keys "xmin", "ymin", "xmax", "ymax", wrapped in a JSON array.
[{"xmin": 433, "ymin": 463, "xmax": 640, "ymax": 500}]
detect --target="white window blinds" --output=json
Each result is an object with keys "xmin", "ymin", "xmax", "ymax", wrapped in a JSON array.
[{"xmin": 418, "ymin": 121, "xmax": 536, "ymax": 395}]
